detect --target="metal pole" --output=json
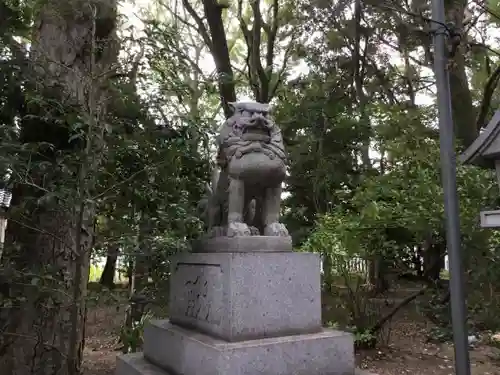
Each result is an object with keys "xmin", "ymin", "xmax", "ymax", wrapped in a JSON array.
[{"xmin": 431, "ymin": 1, "xmax": 471, "ymax": 375}]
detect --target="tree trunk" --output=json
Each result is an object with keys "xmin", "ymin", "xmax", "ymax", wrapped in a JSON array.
[
  {"xmin": 0, "ymin": 215, "xmax": 7, "ymax": 261},
  {"xmin": 405, "ymin": 0, "xmax": 476, "ymax": 147},
  {"xmin": 100, "ymin": 246, "xmax": 119, "ymax": 289},
  {"xmin": 1, "ymin": 1, "xmax": 117, "ymax": 374},
  {"xmin": 127, "ymin": 260, "xmax": 134, "ymax": 294},
  {"xmin": 414, "ymin": 246, "xmax": 423, "ymax": 277},
  {"xmin": 353, "ymin": 0, "xmax": 372, "ymax": 170},
  {"xmin": 3, "ymin": 206, "xmax": 93, "ymax": 375},
  {"xmin": 368, "ymin": 256, "xmax": 389, "ymax": 294},
  {"xmin": 444, "ymin": 0, "xmax": 478, "ymax": 148},
  {"xmin": 322, "ymin": 254, "xmax": 334, "ymax": 293},
  {"xmin": 424, "ymin": 242, "xmax": 445, "ymax": 282},
  {"xmin": 181, "ymin": 0, "xmax": 236, "ymax": 117},
  {"xmin": 134, "ymin": 256, "xmax": 150, "ymax": 292},
  {"xmin": 133, "ymin": 218, "xmax": 151, "ymax": 292}
]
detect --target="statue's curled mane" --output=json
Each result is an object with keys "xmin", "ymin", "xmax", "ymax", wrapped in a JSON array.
[{"xmin": 217, "ymin": 102, "xmax": 286, "ymax": 167}]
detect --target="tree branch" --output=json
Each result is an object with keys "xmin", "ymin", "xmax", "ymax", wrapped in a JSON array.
[
  {"xmin": 265, "ymin": 0, "xmax": 279, "ymax": 71},
  {"xmin": 369, "ymin": 250, "xmax": 450, "ymax": 335},
  {"xmin": 476, "ymin": 63, "xmax": 500, "ymax": 130},
  {"xmin": 237, "ymin": 0, "xmax": 259, "ymax": 99},
  {"xmin": 370, "ymin": 287, "xmax": 427, "ymax": 334},
  {"xmin": 201, "ymin": 0, "xmax": 236, "ymax": 117},
  {"xmin": 249, "ymin": 0, "xmax": 270, "ymax": 102},
  {"xmin": 181, "ymin": 0, "xmax": 213, "ymax": 52},
  {"xmin": 269, "ymin": 36, "xmax": 295, "ymax": 100}
]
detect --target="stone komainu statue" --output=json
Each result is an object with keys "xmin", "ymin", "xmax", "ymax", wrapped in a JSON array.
[{"xmin": 201, "ymin": 101, "xmax": 289, "ymax": 238}]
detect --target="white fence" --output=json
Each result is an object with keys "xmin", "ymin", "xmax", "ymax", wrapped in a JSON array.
[
  {"xmin": 321, "ymin": 255, "xmax": 450, "ymax": 276},
  {"xmin": 320, "ymin": 257, "xmax": 367, "ymax": 275}
]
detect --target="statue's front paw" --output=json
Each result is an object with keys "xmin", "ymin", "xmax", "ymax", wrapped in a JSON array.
[
  {"xmin": 249, "ymin": 226, "xmax": 260, "ymax": 236},
  {"xmin": 208, "ymin": 226, "xmax": 226, "ymax": 238},
  {"xmin": 264, "ymin": 222, "xmax": 289, "ymax": 237},
  {"xmin": 227, "ymin": 222, "xmax": 251, "ymax": 237}
]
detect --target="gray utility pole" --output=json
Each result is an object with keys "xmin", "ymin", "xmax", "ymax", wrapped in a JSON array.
[{"xmin": 431, "ymin": 1, "xmax": 471, "ymax": 375}]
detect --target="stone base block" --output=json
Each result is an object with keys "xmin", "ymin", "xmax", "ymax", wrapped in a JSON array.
[
  {"xmin": 116, "ymin": 353, "xmax": 166, "ymax": 375},
  {"xmin": 141, "ymin": 320, "xmax": 354, "ymax": 375},
  {"xmin": 192, "ymin": 236, "xmax": 293, "ymax": 253},
  {"xmin": 116, "ymin": 353, "xmax": 376, "ymax": 375},
  {"xmin": 169, "ymin": 252, "xmax": 322, "ymax": 341}
]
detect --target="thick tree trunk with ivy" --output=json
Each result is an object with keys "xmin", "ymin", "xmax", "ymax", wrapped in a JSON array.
[
  {"xmin": 1, "ymin": 1, "xmax": 117, "ymax": 374},
  {"xmin": 444, "ymin": 0, "xmax": 478, "ymax": 148}
]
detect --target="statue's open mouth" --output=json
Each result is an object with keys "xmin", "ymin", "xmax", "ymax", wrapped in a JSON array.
[{"xmin": 242, "ymin": 122, "xmax": 271, "ymax": 142}]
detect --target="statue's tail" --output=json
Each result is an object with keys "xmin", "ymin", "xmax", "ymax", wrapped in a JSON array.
[
  {"xmin": 210, "ymin": 168, "xmax": 220, "ymax": 196},
  {"xmin": 197, "ymin": 168, "xmax": 220, "ymax": 227}
]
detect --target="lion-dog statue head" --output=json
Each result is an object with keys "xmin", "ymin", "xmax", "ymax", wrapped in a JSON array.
[{"xmin": 216, "ymin": 102, "xmax": 287, "ymax": 185}]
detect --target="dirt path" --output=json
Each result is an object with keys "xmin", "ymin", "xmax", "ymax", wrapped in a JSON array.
[
  {"xmin": 82, "ymin": 304, "xmax": 500, "ymax": 375},
  {"xmin": 82, "ymin": 304, "xmax": 127, "ymax": 375},
  {"xmin": 358, "ymin": 316, "xmax": 500, "ymax": 375}
]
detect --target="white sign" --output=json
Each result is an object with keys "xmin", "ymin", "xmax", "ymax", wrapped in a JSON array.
[{"xmin": 480, "ymin": 210, "xmax": 500, "ymax": 228}]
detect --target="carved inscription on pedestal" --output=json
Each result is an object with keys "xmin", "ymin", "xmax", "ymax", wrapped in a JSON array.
[{"xmin": 172, "ymin": 262, "xmax": 223, "ymax": 325}]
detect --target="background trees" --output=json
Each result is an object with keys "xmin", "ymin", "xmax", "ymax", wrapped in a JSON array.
[{"xmin": 2, "ymin": 0, "xmax": 500, "ymax": 373}]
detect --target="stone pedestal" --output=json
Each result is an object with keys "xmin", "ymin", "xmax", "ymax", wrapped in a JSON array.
[
  {"xmin": 116, "ymin": 237, "xmax": 363, "ymax": 375},
  {"xmin": 168, "ymin": 252, "xmax": 322, "ymax": 341}
]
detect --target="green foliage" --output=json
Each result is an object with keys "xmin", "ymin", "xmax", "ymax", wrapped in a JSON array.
[
  {"xmin": 467, "ymin": 240, "xmax": 500, "ymax": 331},
  {"xmin": 352, "ymin": 329, "xmax": 377, "ymax": 350},
  {"xmin": 120, "ymin": 310, "xmax": 154, "ymax": 354},
  {"xmin": 89, "ymin": 264, "xmax": 103, "ymax": 283},
  {"xmin": 86, "ymin": 283, "xmax": 128, "ymax": 308},
  {"xmin": 0, "ymin": 4, "xmax": 216, "ymax": 370},
  {"xmin": 306, "ymin": 104, "xmax": 498, "ymax": 263},
  {"xmin": 487, "ymin": 333, "xmax": 500, "ymax": 349},
  {"xmin": 4, "ymin": 0, "xmax": 500, "ymax": 362},
  {"xmin": 326, "ymin": 320, "xmax": 377, "ymax": 349},
  {"xmin": 426, "ymin": 326, "xmax": 454, "ymax": 343},
  {"xmin": 276, "ymin": 75, "xmax": 364, "ymax": 244},
  {"xmin": 303, "ymin": 100, "xmax": 500, "ymax": 342},
  {"xmin": 417, "ymin": 288, "xmax": 452, "ymax": 341},
  {"xmin": 487, "ymin": 0, "xmax": 500, "ymax": 27}
]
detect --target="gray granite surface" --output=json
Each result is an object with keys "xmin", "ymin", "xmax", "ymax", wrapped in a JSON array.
[
  {"xmin": 117, "ymin": 353, "xmax": 377, "ymax": 375},
  {"xmin": 142, "ymin": 320, "xmax": 355, "ymax": 375},
  {"xmin": 168, "ymin": 251, "xmax": 322, "ymax": 341},
  {"xmin": 192, "ymin": 236, "xmax": 293, "ymax": 253}
]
